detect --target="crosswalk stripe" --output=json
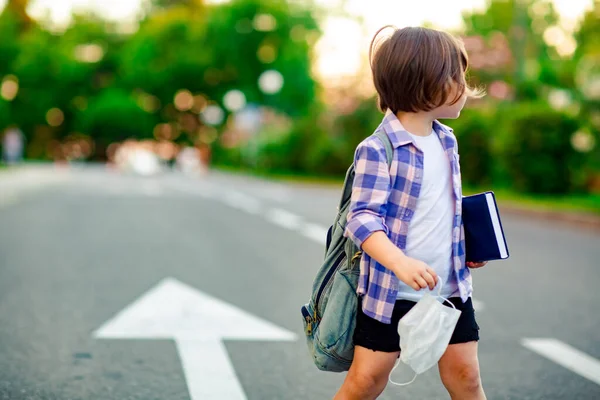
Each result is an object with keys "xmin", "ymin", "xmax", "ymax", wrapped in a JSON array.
[{"xmin": 522, "ymin": 338, "xmax": 600, "ymax": 386}]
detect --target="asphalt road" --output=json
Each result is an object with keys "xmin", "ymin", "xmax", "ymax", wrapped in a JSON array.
[{"xmin": 0, "ymin": 165, "xmax": 599, "ymax": 400}]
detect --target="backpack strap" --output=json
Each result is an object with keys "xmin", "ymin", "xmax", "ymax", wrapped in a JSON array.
[
  {"xmin": 338, "ymin": 129, "xmax": 394, "ymax": 210},
  {"xmin": 374, "ymin": 129, "xmax": 393, "ymax": 165}
]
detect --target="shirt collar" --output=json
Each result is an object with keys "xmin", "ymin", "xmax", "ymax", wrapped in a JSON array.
[{"xmin": 380, "ymin": 110, "xmax": 455, "ymax": 151}]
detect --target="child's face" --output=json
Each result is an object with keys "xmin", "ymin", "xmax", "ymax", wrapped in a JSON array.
[{"xmin": 431, "ymin": 83, "xmax": 467, "ymax": 119}]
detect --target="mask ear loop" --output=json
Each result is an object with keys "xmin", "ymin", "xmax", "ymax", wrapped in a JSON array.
[
  {"xmin": 388, "ymin": 276, "xmax": 458, "ymax": 386},
  {"xmin": 389, "ymin": 276, "xmax": 446, "ymax": 387},
  {"xmin": 433, "ymin": 277, "xmax": 456, "ymax": 310},
  {"xmin": 388, "ymin": 358, "xmax": 418, "ymax": 386}
]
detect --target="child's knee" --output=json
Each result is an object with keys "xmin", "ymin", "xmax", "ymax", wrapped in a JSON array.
[
  {"xmin": 441, "ymin": 362, "xmax": 482, "ymax": 394},
  {"xmin": 347, "ymin": 367, "xmax": 388, "ymax": 396}
]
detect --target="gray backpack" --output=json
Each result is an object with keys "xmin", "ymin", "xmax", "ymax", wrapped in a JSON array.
[{"xmin": 301, "ymin": 129, "xmax": 393, "ymax": 372}]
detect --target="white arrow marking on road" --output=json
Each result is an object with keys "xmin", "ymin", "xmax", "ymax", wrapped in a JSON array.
[
  {"xmin": 94, "ymin": 277, "xmax": 296, "ymax": 400},
  {"xmin": 522, "ymin": 338, "xmax": 600, "ymax": 386}
]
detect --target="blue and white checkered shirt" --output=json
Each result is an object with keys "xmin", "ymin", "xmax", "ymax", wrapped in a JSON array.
[{"xmin": 344, "ymin": 111, "xmax": 472, "ymax": 324}]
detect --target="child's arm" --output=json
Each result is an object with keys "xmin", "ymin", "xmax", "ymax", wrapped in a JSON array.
[
  {"xmin": 362, "ymin": 232, "xmax": 437, "ymax": 291},
  {"xmin": 345, "ymin": 138, "xmax": 437, "ymax": 291}
]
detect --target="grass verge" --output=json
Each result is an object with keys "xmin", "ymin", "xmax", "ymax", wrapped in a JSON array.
[{"xmin": 215, "ymin": 165, "xmax": 600, "ymax": 216}]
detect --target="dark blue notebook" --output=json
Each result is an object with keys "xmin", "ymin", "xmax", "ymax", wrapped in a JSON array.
[{"xmin": 462, "ymin": 191, "xmax": 509, "ymax": 263}]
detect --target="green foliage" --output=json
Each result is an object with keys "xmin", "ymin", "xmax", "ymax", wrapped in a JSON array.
[
  {"xmin": 151, "ymin": 0, "xmax": 204, "ymax": 9},
  {"xmin": 120, "ymin": 0, "xmax": 320, "ymax": 122},
  {"xmin": 498, "ymin": 103, "xmax": 583, "ymax": 194},
  {"xmin": 462, "ymin": 0, "xmax": 563, "ymax": 99},
  {"xmin": 0, "ymin": 0, "xmax": 598, "ymax": 200},
  {"xmin": 119, "ymin": 8, "xmax": 210, "ymax": 101},
  {"xmin": 1, "ymin": 0, "xmax": 320, "ymax": 159},
  {"xmin": 201, "ymin": 0, "xmax": 320, "ymax": 116},
  {"xmin": 446, "ymin": 108, "xmax": 493, "ymax": 187},
  {"xmin": 0, "ymin": 99, "xmax": 9, "ymax": 131},
  {"xmin": 0, "ymin": 11, "xmax": 20, "ymax": 76},
  {"xmin": 331, "ymin": 97, "xmax": 382, "ymax": 157},
  {"xmin": 77, "ymin": 89, "xmax": 156, "ymax": 157}
]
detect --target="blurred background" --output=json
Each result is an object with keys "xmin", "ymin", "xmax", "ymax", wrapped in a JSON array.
[
  {"xmin": 1, "ymin": 1, "xmax": 600, "ymax": 399},
  {"xmin": 0, "ymin": 0, "xmax": 598, "ymax": 204}
]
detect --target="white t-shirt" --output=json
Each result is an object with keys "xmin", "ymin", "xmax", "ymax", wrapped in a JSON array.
[{"xmin": 396, "ymin": 130, "xmax": 458, "ymax": 301}]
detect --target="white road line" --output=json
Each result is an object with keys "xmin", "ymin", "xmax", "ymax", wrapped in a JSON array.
[
  {"xmin": 301, "ymin": 223, "xmax": 328, "ymax": 245},
  {"xmin": 0, "ymin": 193, "xmax": 18, "ymax": 208},
  {"xmin": 223, "ymin": 191, "xmax": 261, "ymax": 214},
  {"xmin": 521, "ymin": 338, "xmax": 600, "ymax": 386},
  {"xmin": 255, "ymin": 187, "xmax": 291, "ymax": 203},
  {"xmin": 170, "ymin": 182, "xmax": 215, "ymax": 199},
  {"xmin": 265, "ymin": 208, "xmax": 303, "ymax": 231},
  {"xmin": 141, "ymin": 181, "xmax": 163, "ymax": 197},
  {"xmin": 472, "ymin": 299, "xmax": 484, "ymax": 312}
]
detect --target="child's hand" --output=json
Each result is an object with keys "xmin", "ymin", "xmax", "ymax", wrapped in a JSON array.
[
  {"xmin": 467, "ymin": 261, "xmax": 487, "ymax": 269},
  {"xmin": 393, "ymin": 256, "xmax": 438, "ymax": 291}
]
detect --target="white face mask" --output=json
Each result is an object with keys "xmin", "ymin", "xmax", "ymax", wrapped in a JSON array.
[{"xmin": 389, "ymin": 277, "xmax": 462, "ymax": 386}]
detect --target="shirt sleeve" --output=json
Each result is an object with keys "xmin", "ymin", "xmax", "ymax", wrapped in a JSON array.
[{"xmin": 344, "ymin": 138, "xmax": 391, "ymax": 248}]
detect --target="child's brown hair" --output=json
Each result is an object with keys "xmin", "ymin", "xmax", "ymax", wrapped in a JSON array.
[{"xmin": 369, "ymin": 26, "xmax": 483, "ymax": 114}]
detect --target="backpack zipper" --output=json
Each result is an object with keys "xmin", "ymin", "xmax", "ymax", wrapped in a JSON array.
[{"xmin": 314, "ymin": 252, "xmax": 346, "ymax": 318}]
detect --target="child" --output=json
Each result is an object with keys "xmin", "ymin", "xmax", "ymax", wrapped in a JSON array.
[{"xmin": 335, "ymin": 26, "xmax": 488, "ymax": 400}]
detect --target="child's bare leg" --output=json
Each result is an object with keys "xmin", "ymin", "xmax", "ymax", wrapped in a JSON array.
[
  {"xmin": 334, "ymin": 346, "xmax": 399, "ymax": 400},
  {"xmin": 438, "ymin": 341, "xmax": 486, "ymax": 400}
]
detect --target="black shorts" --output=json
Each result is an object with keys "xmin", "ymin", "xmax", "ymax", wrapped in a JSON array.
[{"xmin": 353, "ymin": 296, "xmax": 480, "ymax": 353}]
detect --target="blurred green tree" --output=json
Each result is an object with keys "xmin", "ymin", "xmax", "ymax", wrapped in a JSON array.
[
  {"xmin": 119, "ymin": 7, "xmax": 209, "ymax": 107},
  {"xmin": 0, "ymin": 11, "xmax": 20, "ymax": 77},
  {"xmin": 201, "ymin": 0, "xmax": 320, "ymax": 117},
  {"xmin": 499, "ymin": 103, "xmax": 582, "ymax": 194},
  {"xmin": 151, "ymin": 0, "xmax": 204, "ymax": 9},
  {"xmin": 573, "ymin": 1, "xmax": 600, "ymax": 181},
  {"xmin": 7, "ymin": 14, "xmax": 123, "ymax": 159},
  {"xmin": 78, "ymin": 88, "xmax": 156, "ymax": 159},
  {"xmin": 3, "ymin": 0, "xmax": 32, "ymax": 30},
  {"xmin": 120, "ymin": 0, "xmax": 320, "ymax": 120},
  {"xmin": 462, "ymin": 0, "xmax": 565, "ymax": 100}
]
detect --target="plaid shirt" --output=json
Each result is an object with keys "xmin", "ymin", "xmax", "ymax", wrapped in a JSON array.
[{"xmin": 344, "ymin": 111, "xmax": 472, "ymax": 324}]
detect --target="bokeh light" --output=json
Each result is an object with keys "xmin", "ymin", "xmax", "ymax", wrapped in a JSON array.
[
  {"xmin": 201, "ymin": 105, "xmax": 225, "ymax": 126},
  {"xmin": 548, "ymin": 89, "xmax": 572, "ymax": 110},
  {"xmin": 198, "ymin": 126, "xmax": 218, "ymax": 144},
  {"xmin": 154, "ymin": 123, "xmax": 174, "ymax": 141},
  {"xmin": 258, "ymin": 70, "xmax": 284, "ymax": 94},
  {"xmin": 46, "ymin": 108, "xmax": 65, "ymax": 127},
  {"xmin": 253, "ymin": 13, "xmax": 277, "ymax": 32},
  {"xmin": 174, "ymin": 90, "xmax": 194, "ymax": 111},
  {"xmin": 223, "ymin": 90, "xmax": 246, "ymax": 112},
  {"xmin": 72, "ymin": 96, "xmax": 88, "ymax": 111},
  {"xmin": 571, "ymin": 130, "xmax": 596, "ymax": 153},
  {"xmin": 192, "ymin": 95, "xmax": 208, "ymax": 113},
  {"xmin": 156, "ymin": 140, "xmax": 178, "ymax": 160},
  {"xmin": 74, "ymin": 44, "xmax": 104, "ymax": 63},
  {"xmin": 257, "ymin": 43, "xmax": 277, "ymax": 64},
  {"xmin": 234, "ymin": 106, "xmax": 262, "ymax": 135},
  {"xmin": 138, "ymin": 93, "xmax": 161, "ymax": 113},
  {"xmin": 576, "ymin": 56, "xmax": 600, "ymax": 100},
  {"xmin": 1, "ymin": 75, "xmax": 19, "ymax": 101}
]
